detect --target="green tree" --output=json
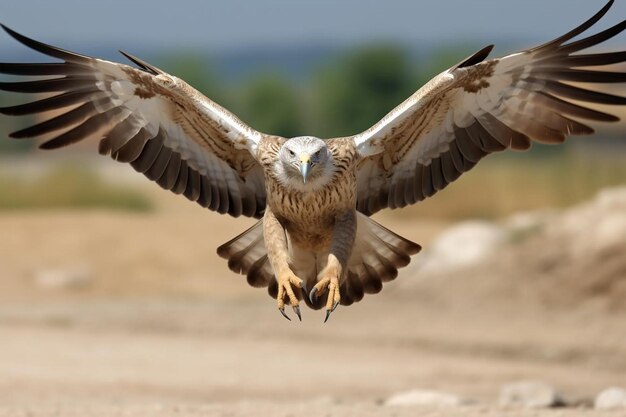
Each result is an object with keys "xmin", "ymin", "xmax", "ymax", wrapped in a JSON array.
[
  {"xmin": 238, "ymin": 74, "xmax": 304, "ymax": 137},
  {"xmin": 312, "ymin": 45, "xmax": 415, "ymax": 138},
  {"xmin": 160, "ymin": 52, "xmax": 228, "ymax": 105}
]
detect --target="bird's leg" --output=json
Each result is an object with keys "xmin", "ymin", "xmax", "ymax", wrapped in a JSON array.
[
  {"xmin": 310, "ymin": 210, "xmax": 356, "ymax": 322},
  {"xmin": 263, "ymin": 208, "xmax": 303, "ymax": 321},
  {"xmin": 311, "ymin": 254, "xmax": 342, "ymax": 321}
]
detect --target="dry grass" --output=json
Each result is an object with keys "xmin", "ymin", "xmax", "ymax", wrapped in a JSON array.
[{"xmin": 392, "ymin": 147, "xmax": 626, "ymax": 220}]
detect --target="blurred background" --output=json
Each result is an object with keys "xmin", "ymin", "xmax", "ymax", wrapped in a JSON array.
[{"xmin": 0, "ymin": 1, "xmax": 625, "ymax": 416}]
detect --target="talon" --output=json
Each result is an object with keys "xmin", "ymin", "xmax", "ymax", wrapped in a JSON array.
[
  {"xmin": 309, "ymin": 287, "xmax": 318, "ymax": 303},
  {"xmin": 324, "ymin": 309, "xmax": 331, "ymax": 323},
  {"xmin": 276, "ymin": 270, "xmax": 303, "ymax": 321},
  {"xmin": 301, "ymin": 281, "xmax": 308, "ymax": 299},
  {"xmin": 332, "ymin": 300, "xmax": 339, "ymax": 312},
  {"xmin": 279, "ymin": 308, "xmax": 291, "ymax": 321}
]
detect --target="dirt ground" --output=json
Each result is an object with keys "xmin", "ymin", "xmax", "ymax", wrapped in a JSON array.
[{"xmin": 0, "ymin": 190, "xmax": 625, "ymax": 416}]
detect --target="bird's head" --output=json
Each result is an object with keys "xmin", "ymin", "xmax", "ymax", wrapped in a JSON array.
[{"xmin": 275, "ymin": 136, "xmax": 333, "ymax": 191}]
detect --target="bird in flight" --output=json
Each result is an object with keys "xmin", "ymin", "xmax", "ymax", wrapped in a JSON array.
[{"xmin": 1, "ymin": 1, "xmax": 625, "ymax": 322}]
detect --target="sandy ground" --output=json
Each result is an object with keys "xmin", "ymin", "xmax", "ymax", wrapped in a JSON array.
[
  {"xmin": 1, "ymin": 189, "xmax": 626, "ymax": 416},
  {"xmin": 1, "ymin": 297, "xmax": 625, "ymax": 416}
]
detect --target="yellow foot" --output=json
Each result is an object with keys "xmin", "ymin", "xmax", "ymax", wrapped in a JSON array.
[
  {"xmin": 276, "ymin": 270, "xmax": 304, "ymax": 322},
  {"xmin": 309, "ymin": 273, "xmax": 340, "ymax": 323}
]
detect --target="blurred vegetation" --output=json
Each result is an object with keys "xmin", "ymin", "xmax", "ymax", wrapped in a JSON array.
[
  {"xmin": 0, "ymin": 165, "xmax": 152, "ymax": 211},
  {"xmin": 312, "ymin": 45, "xmax": 415, "ymax": 137},
  {"xmin": 160, "ymin": 53, "xmax": 228, "ymax": 106},
  {"xmin": 237, "ymin": 74, "xmax": 304, "ymax": 137},
  {"xmin": 0, "ymin": 43, "xmax": 624, "ymax": 214},
  {"xmin": 384, "ymin": 149, "xmax": 626, "ymax": 220},
  {"xmin": 159, "ymin": 43, "xmax": 426, "ymax": 138}
]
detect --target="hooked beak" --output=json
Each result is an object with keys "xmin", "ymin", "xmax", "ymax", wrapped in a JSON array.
[{"xmin": 299, "ymin": 154, "xmax": 312, "ymax": 183}]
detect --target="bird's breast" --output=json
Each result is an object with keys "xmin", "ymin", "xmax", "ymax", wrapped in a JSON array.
[{"xmin": 266, "ymin": 169, "xmax": 356, "ymax": 250}]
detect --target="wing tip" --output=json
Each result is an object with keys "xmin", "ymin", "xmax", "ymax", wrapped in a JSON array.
[
  {"xmin": 0, "ymin": 23, "xmax": 33, "ymax": 48},
  {"xmin": 1, "ymin": 23, "xmax": 16, "ymax": 37},
  {"xmin": 38, "ymin": 142, "xmax": 53, "ymax": 150},
  {"xmin": 119, "ymin": 50, "xmax": 162, "ymax": 75},
  {"xmin": 0, "ymin": 23, "xmax": 92, "ymax": 62},
  {"xmin": 454, "ymin": 44, "xmax": 495, "ymax": 69},
  {"xmin": 1, "ymin": 23, "xmax": 36, "ymax": 47},
  {"xmin": 531, "ymin": 0, "xmax": 615, "ymax": 52}
]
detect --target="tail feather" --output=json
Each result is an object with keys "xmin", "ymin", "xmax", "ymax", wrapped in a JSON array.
[
  {"xmin": 217, "ymin": 221, "xmax": 274, "ymax": 288},
  {"xmin": 217, "ymin": 213, "xmax": 421, "ymax": 308},
  {"xmin": 343, "ymin": 271, "xmax": 365, "ymax": 305},
  {"xmin": 345, "ymin": 214, "xmax": 421, "ymax": 301}
]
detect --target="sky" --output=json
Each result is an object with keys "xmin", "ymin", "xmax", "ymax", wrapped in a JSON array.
[{"xmin": 1, "ymin": 0, "xmax": 625, "ymax": 54}]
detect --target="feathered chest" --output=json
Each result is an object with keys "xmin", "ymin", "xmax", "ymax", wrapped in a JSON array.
[
  {"xmin": 265, "ymin": 167, "xmax": 356, "ymax": 229},
  {"xmin": 257, "ymin": 137, "xmax": 359, "ymax": 240}
]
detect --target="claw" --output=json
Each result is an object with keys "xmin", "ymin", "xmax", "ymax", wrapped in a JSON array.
[
  {"xmin": 324, "ymin": 309, "xmax": 331, "ymax": 323},
  {"xmin": 309, "ymin": 287, "xmax": 318, "ymax": 304},
  {"xmin": 279, "ymin": 308, "xmax": 291, "ymax": 321},
  {"xmin": 293, "ymin": 305, "xmax": 302, "ymax": 321},
  {"xmin": 324, "ymin": 302, "xmax": 339, "ymax": 322},
  {"xmin": 301, "ymin": 281, "xmax": 308, "ymax": 300}
]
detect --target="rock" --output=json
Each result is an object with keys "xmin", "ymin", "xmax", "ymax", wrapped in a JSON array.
[
  {"xmin": 416, "ymin": 221, "xmax": 506, "ymax": 275},
  {"xmin": 499, "ymin": 381, "xmax": 563, "ymax": 408},
  {"xmin": 33, "ymin": 266, "xmax": 93, "ymax": 290},
  {"xmin": 595, "ymin": 387, "xmax": 626, "ymax": 410},
  {"xmin": 551, "ymin": 187, "xmax": 626, "ymax": 256},
  {"xmin": 504, "ymin": 209, "xmax": 555, "ymax": 242},
  {"xmin": 595, "ymin": 187, "xmax": 626, "ymax": 209},
  {"xmin": 384, "ymin": 389, "xmax": 471, "ymax": 407}
]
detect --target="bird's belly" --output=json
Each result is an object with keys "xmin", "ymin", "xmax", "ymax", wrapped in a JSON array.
[
  {"xmin": 266, "ymin": 165, "xmax": 357, "ymax": 251},
  {"xmin": 283, "ymin": 202, "xmax": 337, "ymax": 251},
  {"xmin": 270, "ymin": 190, "xmax": 350, "ymax": 251},
  {"xmin": 288, "ymin": 224, "xmax": 334, "ymax": 251}
]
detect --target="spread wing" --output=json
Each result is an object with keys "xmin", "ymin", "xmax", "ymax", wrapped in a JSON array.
[
  {"xmin": 353, "ymin": 0, "xmax": 626, "ymax": 216},
  {"xmin": 0, "ymin": 25, "xmax": 267, "ymax": 218}
]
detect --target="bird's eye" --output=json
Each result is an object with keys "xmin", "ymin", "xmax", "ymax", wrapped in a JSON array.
[
  {"xmin": 287, "ymin": 149, "xmax": 295, "ymax": 157},
  {"xmin": 314, "ymin": 150, "xmax": 321, "ymax": 159}
]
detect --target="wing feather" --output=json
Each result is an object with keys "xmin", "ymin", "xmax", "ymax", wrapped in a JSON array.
[
  {"xmin": 0, "ymin": 25, "xmax": 268, "ymax": 218},
  {"xmin": 146, "ymin": 143, "xmax": 173, "ymax": 181},
  {"xmin": 352, "ymin": 0, "xmax": 626, "ymax": 215}
]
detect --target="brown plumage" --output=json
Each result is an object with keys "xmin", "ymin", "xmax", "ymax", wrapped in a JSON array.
[{"xmin": 1, "ymin": 0, "xmax": 625, "ymax": 321}]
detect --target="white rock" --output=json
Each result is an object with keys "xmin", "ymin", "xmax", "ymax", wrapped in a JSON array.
[
  {"xmin": 33, "ymin": 266, "xmax": 93, "ymax": 290},
  {"xmin": 595, "ymin": 387, "xmax": 626, "ymax": 410},
  {"xmin": 499, "ymin": 381, "xmax": 562, "ymax": 408},
  {"xmin": 417, "ymin": 221, "xmax": 506, "ymax": 275},
  {"xmin": 549, "ymin": 187, "xmax": 626, "ymax": 258},
  {"xmin": 594, "ymin": 187, "xmax": 626, "ymax": 209},
  {"xmin": 592, "ymin": 214, "xmax": 626, "ymax": 249},
  {"xmin": 504, "ymin": 209, "xmax": 555, "ymax": 235},
  {"xmin": 384, "ymin": 389, "xmax": 470, "ymax": 407}
]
